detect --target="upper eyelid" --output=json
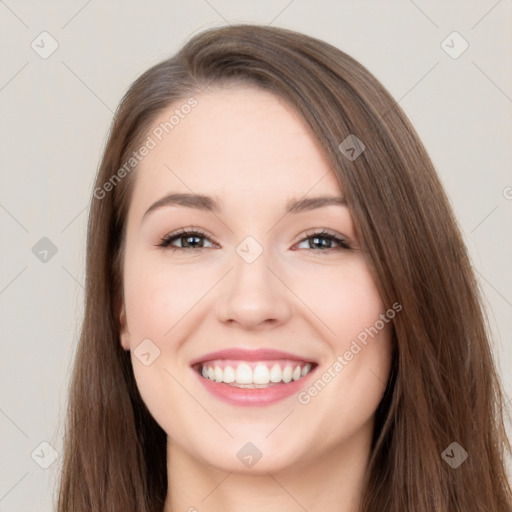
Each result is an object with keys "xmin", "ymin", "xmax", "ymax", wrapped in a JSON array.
[{"xmin": 159, "ymin": 228, "xmax": 350, "ymax": 249}]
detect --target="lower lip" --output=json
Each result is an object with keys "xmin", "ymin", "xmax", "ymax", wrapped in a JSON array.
[{"xmin": 194, "ymin": 369, "xmax": 315, "ymax": 406}]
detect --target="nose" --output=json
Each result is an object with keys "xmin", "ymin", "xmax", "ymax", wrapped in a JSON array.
[{"xmin": 215, "ymin": 248, "xmax": 293, "ymax": 331}]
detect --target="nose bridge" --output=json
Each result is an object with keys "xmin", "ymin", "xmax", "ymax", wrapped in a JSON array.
[
  {"xmin": 215, "ymin": 234, "xmax": 291, "ymax": 328},
  {"xmin": 233, "ymin": 236, "xmax": 273, "ymax": 291}
]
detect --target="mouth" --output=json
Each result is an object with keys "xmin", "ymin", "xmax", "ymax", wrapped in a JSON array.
[
  {"xmin": 193, "ymin": 359, "xmax": 316, "ymax": 388},
  {"xmin": 190, "ymin": 348, "xmax": 318, "ymax": 405}
]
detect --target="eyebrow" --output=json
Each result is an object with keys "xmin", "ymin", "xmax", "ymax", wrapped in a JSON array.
[{"xmin": 142, "ymin": 192, "xmax": 346, "ymax": 220}]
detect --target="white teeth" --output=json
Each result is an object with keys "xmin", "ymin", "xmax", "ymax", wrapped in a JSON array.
[
  {"xmin": 235, "ymin": 363, "xmax": 253, "ymax": 384},
  {"xmin": 223, "ymin": 365, "xmax": 235, "ymax": 383},
  {"xmin": 270, "ymin": 364, "xmax": 282, "ymax": 383},
  {"xmin": 214, "ymin": 366, "xmax": 223, "ymax": 382},
  {"xmin": 199, "ymin": 360, "xmax": 314, "ymax": 386},
  {"xmin": 301, "ymin": 363, "xmax": 311, "ymax": 377},
  {"xmin": 253, "ymin": 364, "xmax": 270, "ymax": 384}
]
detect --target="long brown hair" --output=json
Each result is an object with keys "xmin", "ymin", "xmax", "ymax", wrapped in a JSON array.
[{"xmin": 56, "ymin": 24, "xmax": 512, "ymax": 511}]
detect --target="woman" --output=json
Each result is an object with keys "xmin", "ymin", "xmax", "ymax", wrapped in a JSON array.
[{"xmin": 57, "ymin": 24, "xmax": 512, "ymax": 511}]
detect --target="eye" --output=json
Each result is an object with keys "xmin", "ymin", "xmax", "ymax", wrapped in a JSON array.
[
  {"xmin": 156, "ymin": 228, "xmax": 351, "ymax": 252},
  {"xmin": 295, "ymin": 229, "xmax": 351, "ymax": 251},
  {"xmin": 157, "ymin": 228, "xmax": 215, "ymax": 251}
]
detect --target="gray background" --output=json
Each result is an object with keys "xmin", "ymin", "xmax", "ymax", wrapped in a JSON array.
[{"xmin": 0, "ymin": 1, "xmax": 511, "ymax": 510}]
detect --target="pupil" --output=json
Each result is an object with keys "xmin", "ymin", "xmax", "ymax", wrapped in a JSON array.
[
  {"xmin": 312, "ymin": 237, "xmax": 329, "ymax": 249},
  {"xmin": 185, "ymin": 236, "xmax": 201, "ymax": 248},
  {"xmin": 179, "ymin": 236, "xmax": 333, "ymax": 249}
]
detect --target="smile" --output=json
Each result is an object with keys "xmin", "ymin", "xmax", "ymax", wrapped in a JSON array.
[
  {"xmin": 196, "ymin": 360, "xmax": 314, "ymax": 388},
  {"xmin": 190, "ymin": 348, "xmax": 318, "ymax": 405}
]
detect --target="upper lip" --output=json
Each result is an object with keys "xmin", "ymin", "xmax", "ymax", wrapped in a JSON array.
[{"xmin": 190, "ymin": 348, "xmax": 317, "ymax": 366}]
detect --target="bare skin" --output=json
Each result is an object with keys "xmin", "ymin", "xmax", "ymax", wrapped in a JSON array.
[{"xmin": 118, "ymin": 85, "xmax": 393, "ymax": 512}]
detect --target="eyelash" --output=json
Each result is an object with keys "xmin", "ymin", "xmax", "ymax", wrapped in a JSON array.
[{"xmin": 156, "ymin": 228, "xmax": 351, "ymax": 253}]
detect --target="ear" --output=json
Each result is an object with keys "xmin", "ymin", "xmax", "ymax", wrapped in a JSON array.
[{"xmin": 119, "ymin": 302, "xmax": 130, "ymax": 351}]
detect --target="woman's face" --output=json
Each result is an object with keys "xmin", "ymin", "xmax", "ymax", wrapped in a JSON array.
[{"xmin": 119, "ymin": 85, "xmax": 393, "ymax": 474}]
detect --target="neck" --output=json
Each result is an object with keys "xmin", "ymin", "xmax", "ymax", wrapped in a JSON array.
[{"xmin": 163, "ymin": 426, "xmax": 372, "ymax": 512}]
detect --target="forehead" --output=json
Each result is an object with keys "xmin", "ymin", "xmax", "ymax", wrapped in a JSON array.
[{"xmin": 129, "ymin": 86, "xmax": 342, "ymax": 216}]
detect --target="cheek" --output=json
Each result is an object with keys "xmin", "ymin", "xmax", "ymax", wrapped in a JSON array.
[
  {"xmin": 130, "ymin": 357, "xmax": 187, "ymax": 440},
  {"xmin": 291, "ymin": 258, "xmax": 393, "ymax": 414},
  {"xmin": 291, "ymin": 257, "xmax": 386, "ymax": 344},
  {"xmin": 123, "ymin": 255, "xmax": 208, "ymax": 342}
]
